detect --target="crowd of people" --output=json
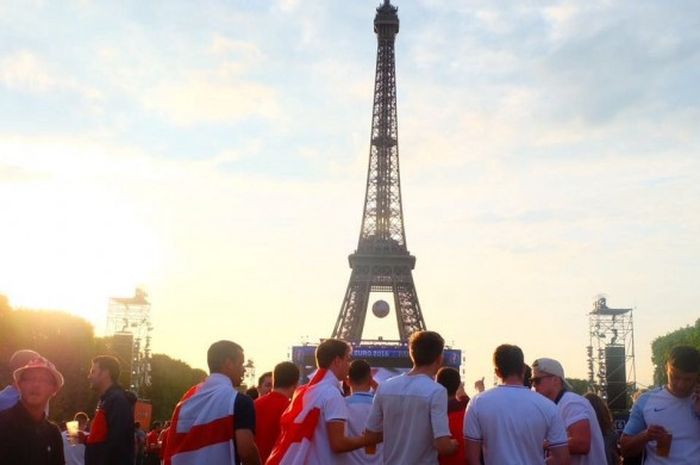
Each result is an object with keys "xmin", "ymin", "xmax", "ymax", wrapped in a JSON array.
[{"xmin": 0, "ymin": 333, "xmax": 698, "ymax": 465}]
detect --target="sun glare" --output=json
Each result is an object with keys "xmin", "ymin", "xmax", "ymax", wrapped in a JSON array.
[{"xmin": 0, "ymin": 178, "xmax": 161, "ymax": 333}]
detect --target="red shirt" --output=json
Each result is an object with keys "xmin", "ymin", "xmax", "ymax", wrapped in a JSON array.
[
  {"xmin": 439, "ymin": 398, "xmax": 468, "ymax": 465},
  {"xmin": 254, "ymin": 391, "xmax": 291, "ymax": 462},
  {"xmin": 146, "ymin": 429, "xmax": 161, "ymax": 454}
]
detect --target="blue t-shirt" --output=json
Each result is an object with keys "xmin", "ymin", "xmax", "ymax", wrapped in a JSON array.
[
  {"xmin": 0, "ymin": 385, "xmax": 19, "ymax": 412},
  {"xmin": 623, "ymin": 387, "xmax": 700, "ymax": 465}
]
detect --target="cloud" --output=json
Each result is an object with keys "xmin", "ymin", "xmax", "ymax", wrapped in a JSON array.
[
  {"xmin": 0, "ymin": 51, "xmax": 59, "ymax": 93},
  {"xmin": 0, "ymin": 50, "xmax": 103, "ymax": 103},
  {"xmin": 143, "ymin": 72, "xmax": 279, "ymax": 126}
]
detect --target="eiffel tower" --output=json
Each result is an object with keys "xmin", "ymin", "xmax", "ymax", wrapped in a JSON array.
[{"xmin": 332, "ymin": 1, "xmax": 426, "ymax": 344}]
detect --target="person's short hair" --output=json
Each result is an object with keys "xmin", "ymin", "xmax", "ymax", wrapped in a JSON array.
[
  {"xmin": 207, "ymin": 340, "xmax": 243, "ymax": 373},
  {"xmin": 9, "ymin": 349, "xmax": 40, "ymax": 371},
  {"xmin": 258, "ymin": 371, "xmax": 272, "ymax": 387},
  {"xmin": 273, "ymin": 362, "xmax": 300, "ymax": 389},
  {"xmin": 245, "ymin": 387, "xmax": 259, "ymax": 400},
  {"xmin": 348, "ymin": 360, "xmax": 372, "ymax": 385},
  {"xmin": 134, "ymin": 422, "xmax": 141, "ymax": 428},
  {"xmin": 409, "ymin": 331, "xmax": 445, "ymax": 367},
  {"xmin": 92, "ymin": 355, "xmax": 121, "ymax": 383},
  {"xmin": 436, "ymin": 367, "xmax": 461, "ymax": 397},
  {"xmin": 316, "ymin": 339, "xmax": 350, "ymax": 369},
  {"xmin": 667, "ymin": 345, "xmax": 700, "ymax": 373},
  {"xmin": 523, "ymin": 364, "xmax": 533, "ymax": 388},
  {"xmin": 493, "ymin": 344, "xmax": 524, "ymax": 378},
  {"xmin": 151, "ymin": 421, "xmax": 161, "ymax": 429}
]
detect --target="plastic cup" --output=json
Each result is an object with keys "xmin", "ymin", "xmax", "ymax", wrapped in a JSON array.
[
  {"xmin": 656, "ymin": 431, "xmax": 672, "ymax": 457},
  {"xmin": 66, "ymin": 420, "xmax": 79, "ymax": 445}
]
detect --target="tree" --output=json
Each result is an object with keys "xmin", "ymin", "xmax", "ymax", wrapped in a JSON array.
[
  {"xmin": 0, "ymin": 307, "xmax": 99, "ymax": 421},
  {"xmin": 566, "ymin": 377, "xmax": 590, "ymax": 395},
  {"xmin": 143, "ymin": 354, "xmax": 207, "ymax": 421},
  {"xmin": 650, "ymin": 318, "xmax": 700, "ymax": 386},
  {"xmin": 0, "ymin": 304, "xmax": 207, "ymax": 425}
]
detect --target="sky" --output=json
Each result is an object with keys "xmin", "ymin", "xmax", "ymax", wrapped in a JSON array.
[{"xmin": 1, "ymin": 0, "xmax": 699, "ymax": 392}]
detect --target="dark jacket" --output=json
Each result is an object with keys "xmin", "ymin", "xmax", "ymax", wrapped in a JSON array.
[
  {"xmin": 0, "ymin": 401, "xmax": 65, "ymax": 465},
  {"xmin": 85, "ymin": 384, "xmax": 135, "ymax": 465}
]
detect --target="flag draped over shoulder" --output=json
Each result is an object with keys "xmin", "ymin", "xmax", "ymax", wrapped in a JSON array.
[
  {"xmin": 164, "ymin": 373, "xmax": 237, "ymax": 465},
  {"xmin": 265, "ymin": 369, "xmax": 336, "ymax": 465}
]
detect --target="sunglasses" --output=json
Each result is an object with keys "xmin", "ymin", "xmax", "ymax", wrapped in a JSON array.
[{"xmin": 531, "ymin": 375, "xmax": 554, "ymax": 385}]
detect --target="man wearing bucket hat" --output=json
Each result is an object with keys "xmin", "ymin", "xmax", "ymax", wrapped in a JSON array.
[
  {"xmin": 532, "ymin": 357, "xmax": 607, "ymax": 465},
  {"xmin": 0, "ymin": 349, "xmax": 41, "ymax": 412},
  {"xmin": 0, "ymin": 356, "xmax": 65, "ymax": 465}
]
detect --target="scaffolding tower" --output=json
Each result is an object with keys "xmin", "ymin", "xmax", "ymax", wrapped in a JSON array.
[
  {"xmin": 587, "ymin": 296, "xmax": 636, "ymax": 412},
  {"xmin": 106, "ymin": 288, "xmax": 152, "ymax": 395}
]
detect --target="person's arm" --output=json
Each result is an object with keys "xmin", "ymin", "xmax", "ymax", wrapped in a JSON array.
[
  {"xmin": 364, "ymin": 429, "xmax": 382, "ymax": 445},
  {"xmin": 546, "ymin": 445, "xmax": 570, "ymax": 465},
  {"xmin": 566, "ymin": 419, "xmax": 591, "ymax": 454},
  {"xmin": 430, "ymin": 385, "xmax": 456, "ymax": 455},
  {"xmin": 619, "ymin": 392, "xmax": 656, "ymax": 458},
  {"xmin": 51, "ymin": 427, "xmax": 65, "ymax": 465},
  {"xmin": 233, "ymin": 395, "xmax": 261, "ymax": 465},
  {"xmin": 434, "ymin": 436, "xmax": 458, "ymax": 456},
  {"xmin": 465, "ymin": 439, "xmax": 482, "ymax": 465},
  {"xmin": 235, "ymin": 429, "xmax": 261, "ymax": 465},
  {"xmin": 104, "ymin": 392, "xmax": 133, "ymax": 458},
  {"xmin": 620, "ymin": 425, "xmax": 667, "ymax": 457},
  {"xmin": 327, "ymin": 421, "xmax": 367, "ymax": 453}
]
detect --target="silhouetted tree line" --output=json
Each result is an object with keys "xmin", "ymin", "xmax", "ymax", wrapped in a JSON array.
[
  {"xmin": 0, "ymin": 295, "xmax": 205, "ymax": 423},
  {"xmin": 651, "ymin": 318, "xmax": 700, "ymax": 385}
]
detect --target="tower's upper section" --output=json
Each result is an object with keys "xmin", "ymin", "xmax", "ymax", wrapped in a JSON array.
[
  {"xmin": 354, "ymin": 1, "xmax": 408, "ymax": 257},
  {"xmin": 374, "ymin": 1, "xmax": 399, "ymax": 34}
]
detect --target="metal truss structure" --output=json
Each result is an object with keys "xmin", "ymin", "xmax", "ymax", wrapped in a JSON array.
[
  {"xmin": 106, "ymin": 288, "xmax": 152, "ymax": 394},
  {"xmin": 587, "ymin": 296, "xmax": 636, "ymax": 410},
  {"xmin": 333, "ymin": 1, "xmax": 427, "ymax": 343}
]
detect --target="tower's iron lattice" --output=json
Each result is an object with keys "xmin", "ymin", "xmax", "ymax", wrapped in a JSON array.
[{"xmin": 332, "ymin": 1, "xmax": 426, "ymax": 343}]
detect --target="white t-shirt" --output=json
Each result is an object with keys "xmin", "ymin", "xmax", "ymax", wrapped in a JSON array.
[
  {"xmin": 623, "ymin": 386, "xmax": 700, "ymax": 465},
  {"xmin": 306, "ymin": 374, "xmax": 349, "ymax": 465},
  {"xmin": 557, "ymin": 391, "xmax": 607, "ymax": 465},
  {"xmin": 339, "ymin": 392, "xmax": 382, "ymax": 465},
  {"xmin": 366, "ymin": 373, "xmax": 450, "ymax": 465},
  {"xmin": 464, "ymin": 384, "xmax": 568, "ymax": 465},
  {"xmin": 62, "ymin": 431, "xmax": 85, "ymax": 465}
]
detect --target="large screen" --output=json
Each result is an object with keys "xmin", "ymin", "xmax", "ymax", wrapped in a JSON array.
[{"xmin": 291, "ymin": 343, "xmax": 462, "ymax": 383}]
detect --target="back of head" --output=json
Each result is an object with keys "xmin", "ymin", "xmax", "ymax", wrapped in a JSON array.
[
  {"xmin": 9, "ymin": 349, "xmax": 40, "ymax": 371},
  {"xmin": 668, "ymin": 345, "xmax": 700, "ymax": 373},
  {"xmin": 245, "ymin": 387, "xmax": 259, "ymax": 400},
  {"xmin": 348, "ymin": 359, "xmax": 371, "ymax": 386},
  {"xmin": 93, "ymin": 355, "xmax": 121, "ymax": 383},
  {"xmin": 493, "ymin": 344, "xmax": 524, "ymax": 379},
  {"xmin": 207, "ymin": 340, "xmax": 243, "ymax": 373},
  {"xmin": 316, "ymin": 339, "xmax": 349, "ymax": 369},
  {"xmin": 436, "ymin": 367, "xmax": 461, "ymax": 397},
  {"xmin": 583, "ymin": 392, "xmax": 613, "ymax": 434},
  {"xmin": 273, "ymin": 361, "xmax": 300, "ymax": 389},
  {"xmin": 258, "ymin": 371, "xmax": 272, "ymax": 387},
  {"xmin": 409, "ymin": 331, "xmax": 445, "ymax": 367}
]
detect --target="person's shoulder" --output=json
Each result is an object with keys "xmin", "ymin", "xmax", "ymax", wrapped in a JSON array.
[
  {"xmin": 254, "ymin": 392, "xmax": 269, "ymax": 406},
  {"xmin": 0, "ymin": 405, "xmax": 13, "ymax": 425},
  {"xmin": 561, "ymin": 390, "xmax": 587, "ymax": 405},
  {"xmin": 527, "ymin": 389, "xmax": 558, "ymax": 410},
  {"xmin": 235, "ymin": 392, "xmax": 255, "ymax": 410},
  {"xmin": 633, "ymin": 387, "xmax": 662, "ymax": 406}
]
